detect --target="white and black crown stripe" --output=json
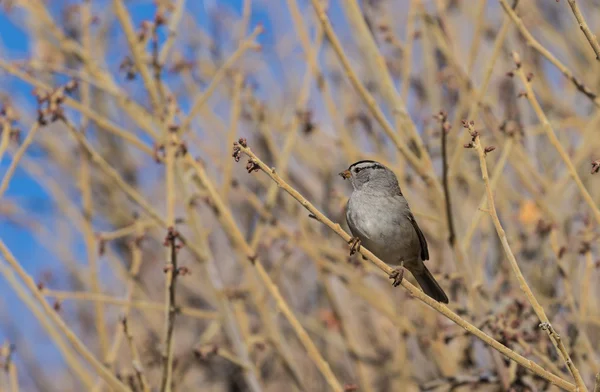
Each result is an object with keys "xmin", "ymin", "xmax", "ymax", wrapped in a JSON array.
[{"xmin": 348, "ymin": 160, "xmax": 385, "ymax": 173}]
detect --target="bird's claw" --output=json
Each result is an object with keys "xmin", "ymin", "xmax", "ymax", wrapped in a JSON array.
[
  {"xmin": 389, "ymin": 267, "xmax": 404, "ymax": 287},
  {"xmin": 348, "ymin": 237, "xmax": 361, "ymax": 256}
]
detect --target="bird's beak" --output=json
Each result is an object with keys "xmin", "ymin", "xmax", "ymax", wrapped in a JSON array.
[{"xmin": 339, "ymin": 170, "xmax": 351, "ymax": 180}]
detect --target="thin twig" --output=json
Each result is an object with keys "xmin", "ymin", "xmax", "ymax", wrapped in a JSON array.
[
  {"xmin": 401, "ymin": 0, "xmax": 418, "ymax": 102},
  {"xmin": 122, "ymin": 318, "xmax": 150, "ymax": 392},
  {"xmin": 499, "ymin": 0, "xmax": 600, "ymax": 107},
  {"xmin": 468, "ymin": 123, "xmax": 587, "ymax": 391},
  {"xmin": 437, "ymin": 112, "xmax": 455, "ymax": 245},
  {"xmin": 0, "ymin": 123, "xmax": 40, "ymax": 199},
  {"xmin": 180, "ymin": 171, "xmax": 263, "ymax": 392},
  {"xmin": 18, "ymin": 0, "xmax": 160, "ymax": 138},
  {"xmin": 0, "ymin": 59, "xmax": 155, "ymax": 156},
  {"xmin": 310, "ymin": 0, "xmax": 442, "ymax": 195},
  {"xmin": 43, "ymin": 290, "xmax": 218, "ymax": 320},
  {"xmin": 187, "ymin": 156, "xmax": 344, "ymax": 391},
  {"xmin": 466, "ymin": 0, "xmax": 488, "ymax": 74},
  {"xmin": 461, "ymin": 138, "xmax": 514, "ymax": 249},
  {"xmin": 2, "ymin": 343, "xmax": 20, "ymax": 392},
  {"xmin": 221, "ymin": 72, "xmax": 244, "ymax": 198},
  {"xmin": 180, "ymin": 27, "xmax": 262, "ymax": 134},
  {"xmin": 0, "ymin": 120, "xmax": 11, "ymax": 165},
  {"xmin": 512, "ymin": 51, "xmax": 600, "ymax": 226},
  {"xmin": 112, "ymin": 0, "xmax": 161, "ymax": 113},
  {"xmin": 448, "ymin": 0, "xmax": 518, "ymax": 174},
  {"xmin": 160, "ymin": 228, "xmax": 179, "ymax": 392},
  {"xmin": 340, "ymin": 0, "xmax": 431, "ymax": 162},
  {"xmin": 158, "ymin": 0, "xmax": 187, "ymax": 65},
  {"xmin": 98, "ymin": 230, "xmax": 149, "ymax": 384},
  {"xmin": 0, "ymin": 242, "xmax": 128, "ymax": 391},
  {"xmin": 79, "ymin": 0, "xmax": 108, "ymax": 363},
  {"xmin": 565, "ymin": 0, "xmax": 600, "ymax": 60}
]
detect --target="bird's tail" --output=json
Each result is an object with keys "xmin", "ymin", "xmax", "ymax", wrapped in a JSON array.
[{"xmin": 412, "ymin": 266, "xmax": 449, "ymax": 304}]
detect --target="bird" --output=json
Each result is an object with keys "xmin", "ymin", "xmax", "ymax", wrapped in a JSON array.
[{"xmin": 340, "ymin": 160, "xmax": 449, "ymax": 303}]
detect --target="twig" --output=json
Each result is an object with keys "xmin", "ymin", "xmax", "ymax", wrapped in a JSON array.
[
  {"xmin": 42, "ymin": 290, "xmax": 218, "ymax": 320},
  {"xmin": 339, "ymin": 0, "xmax": 431, "ymax": 163},
  {"xmin": 17, "ymin": 0, "xmax": 160, "ymax": 138},
  {"xmin": 310, "ymin": 0, "xmax": 442, "ymax": 195},
  {"xmin": 0, "ymin": 242, "xmax": 127, "ymax": 391},
  {"xmin": 180, "ymin": 26, "xmax": 263, "ymax": 134},
  {"xmin": 186, "ymin": 156, "xmax": 344, "ymax": 392},
  {"xmin": 517, "ymin": 338, "xmax": 567, "ymax": 379},
  {"xmin": 0, "ymin": 59, "xmax": 155, "ymax": 156},
  {"xmin": 448, "ymin": 0, "xmax": 518, "ymax": 174},
  {"xmin": 97, "ymin": 220, "xmax": 156, "ymax": 242},
  {"xmin": 286, "ymin": 0, "xmax": 356, "ymax": 160},
  {"xmin": 158, "ymin": 0, "xmax": 186, "ymax": 65},
  {"xmin": 221, "ymin": 72, "xmax": 244, "ymax": 198},
  {"xmin": 401, "ymin": 0, "xmax": 418, "ymax": 102},
  {"xmin": 100, "ymin": 223, "xmax": 147, "ymax": 382},
  {"xmin": 511, "ymin": 52, "xmax": 600, "ymax": 226},
  {"xmin": 122, "ymin": 318, "xmax": 150, "ymax": 392},
  {"xmin": 0, "ymin": 120, "xmax": 11, "ymax": 165},
  {"xmin": 160, "ymin": 228, "xmax": 180, "ymax": 392},
  {"xmin": 548, "ymin": 232, "xmax": 600, "ymax": 372},
  {"xmin": 181, "ymin": 175, "xmax": 264, "ymax": 392},
  {"xmin": 580, "ymin": 250, "xmax": 594, "ymax": 321},
  {"xmin": 466, "ymin": 0, "xmax": 488, "ymax": 74},
  {"xmin": 112, "ymin": 0, "xmax": 161, "ymax": 113},
  {"xmin": 468, "ymin": 122, "xmax": 587, "ymax": 391},
  {"xmin": 436, "ymin": 112, "xmax": 455, "ymax": 245},
  {"xmin": 160, "ymin": 89, "xmax": 179, "ymax": 392},
  {"xmin": 234, "ymin": 140, "xmax": 576, "ymax": 391},
  {"xmin": 79, "ymin": 0, "xmax": 108, "ymax": 363},
  {"xmin": 2, "ymin": 343, "xmax": 20, "ymax": 392},
  {"xmin": 499, "ymin": 0, "xmax": 600, "ymax": 107},
  {"xmin": 565, "ymin": 0, "xmax": 600, "ymax": 60},
  {"xmin": 461, "ymin": 138, "xmax": 514, "ymax": 249},
  {"xmin": 0, "ymin": 123, "xmax": 40, "ymax": 199}
]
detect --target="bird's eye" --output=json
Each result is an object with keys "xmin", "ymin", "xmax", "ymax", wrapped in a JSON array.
[{"xmin": 354, "ymin": 167, "xmax": 362, "ymax": 173}]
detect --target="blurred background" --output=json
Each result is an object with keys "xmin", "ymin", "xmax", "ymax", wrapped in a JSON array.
[{"xmin": 1, "ymin": 0, "xmax": 600, "ymax": 391}]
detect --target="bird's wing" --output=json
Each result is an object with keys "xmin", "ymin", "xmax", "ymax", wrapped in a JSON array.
[{"xmin": 408, "ymin": 213, "xmax": 429, "ymax": 261}]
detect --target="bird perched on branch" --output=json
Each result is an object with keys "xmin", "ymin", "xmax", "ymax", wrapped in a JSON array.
[{"xmin": 340, "ymin": 160, "xmax": 449, "ymax": 303}]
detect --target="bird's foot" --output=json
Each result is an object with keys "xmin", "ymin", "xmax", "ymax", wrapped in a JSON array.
[
  {"xmin": 347, "ymin": 237, "xmax": 361, "ymax": 256},
  {"xmin": 389, "ymin": 262, "xmax": 405, "ymax": 287}
]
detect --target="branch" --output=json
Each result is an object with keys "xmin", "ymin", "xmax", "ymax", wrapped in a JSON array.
[
  {"xmin": 511, "ymin": 52, "xmax": 600, "ymax": 226},
  {"xmin": 160, "ymin": 228, "xmax": 181, "ymax": 392},
  {"xmin": 0, "ymin": 123, "xmax": 40, "ymax": 199},
  {"xmin": 122, "ymin": 318, "xmax": 150, "ymax": 392},
  {"xmin": 565, "ymin": 0, "xmax": 600, "ymax": 60},
  {"xmin": 186, "ymin": 155, "xmax": 344, "ymax": 391},
  {"xmin": 179, "ymin": 26, "xmax": 263, "ymax": 134},
  {"xmin": 435, "ymin": 111, "xmax": 456, "ymax": 245},
  {"xmin": 499, "ymin": 0, "xmax": 600, "ymax": 106},
  {"xmin": 0, "ymin": 241, "xmax": 128, "ymax": 391},
  {"xmin": 466, "ymin": 121, "xmax": 587, "ymax": 392},
  {"xmin": 309, "ymin": 0, "xmax": 442, "ymax": 196}
]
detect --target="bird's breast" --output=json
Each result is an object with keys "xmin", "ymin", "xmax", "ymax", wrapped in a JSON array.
[{"xmin": 347, "ymin": 193, "xmax": 419, "ymax": 264}]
